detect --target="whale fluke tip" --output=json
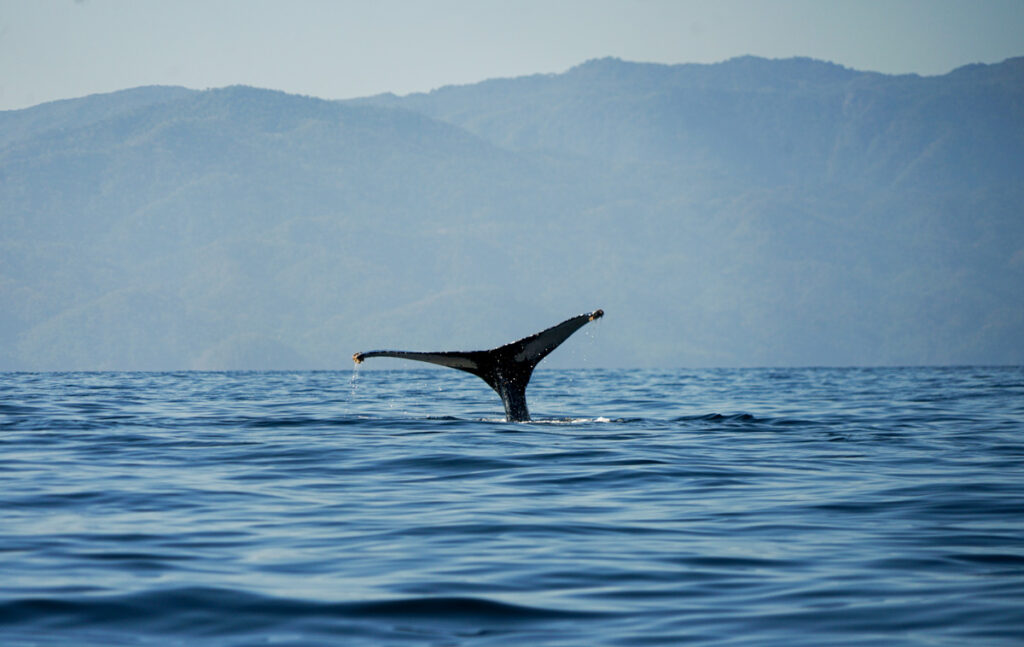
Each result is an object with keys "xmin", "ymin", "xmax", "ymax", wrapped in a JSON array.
[
  {"xmin": 590, "ymin": 309, "xmax": 604, "ymax": 321},
  {"xmin": 353, "ymin": 352, "xmax": 364, "ymax": 364}
]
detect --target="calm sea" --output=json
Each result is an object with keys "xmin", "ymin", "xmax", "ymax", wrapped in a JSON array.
[{"xmin": 1, "ymin": 367, "xmax": 1023, "ymax": 646}]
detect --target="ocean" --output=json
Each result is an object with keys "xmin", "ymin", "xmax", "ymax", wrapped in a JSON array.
[{"xmin": 1, "ymin": 367, "xmax": 1022, "ymax": 646}]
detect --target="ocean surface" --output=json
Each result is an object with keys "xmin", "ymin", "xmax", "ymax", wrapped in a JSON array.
[{"xmin": 1, "ymin": 367, "xmax": 1023, "ymax": 646}]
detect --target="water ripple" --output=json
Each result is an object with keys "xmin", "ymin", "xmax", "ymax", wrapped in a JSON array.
[{"xmin": 1, "ymin": 367, "xmax": 1023, "ymax": 646}]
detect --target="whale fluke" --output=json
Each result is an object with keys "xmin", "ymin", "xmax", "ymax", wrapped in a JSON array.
[{"xmin": 353, "ymin": 309, "xmax": 603, "ymax": 422}]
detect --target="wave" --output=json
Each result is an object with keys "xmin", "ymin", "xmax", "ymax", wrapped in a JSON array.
[{"xmin": 0, "ymin": 586, "xmax": 596, "ymax": 636}]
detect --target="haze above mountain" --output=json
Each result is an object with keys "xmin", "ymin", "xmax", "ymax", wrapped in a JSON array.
[{"xmin": 2, "ymin": 56, "xmax": 1022, "ymax": 370}]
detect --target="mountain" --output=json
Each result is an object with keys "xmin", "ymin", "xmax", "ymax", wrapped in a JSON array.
[
  {"xmin": 0, "ymin": 85, "xmax": 196, "ymax": 149},
  {"xmin": 2, "ymin": 57, "xmax": 1022, "ymax": 370},
  {"xmin": 359, "ymin": 56, "xmax": 1024, "ymax": 187}
]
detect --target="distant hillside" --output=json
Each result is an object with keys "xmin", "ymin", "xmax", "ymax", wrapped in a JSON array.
[
  {"xmin": 2, "ymin": 57, "xmax": 1022, "ymax": 369},
  {"xmin": 0, "ymin": 85, "xmax": 196, "ymax": 149},
  {"xmin": 360, "ymin": 56, "xmax": 1024, "ymax": 188}
]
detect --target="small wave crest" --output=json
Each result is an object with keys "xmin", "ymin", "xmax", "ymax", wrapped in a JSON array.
[{"xmin": 0, "ymin": 587, "xmax": 595, "ymax": 639}]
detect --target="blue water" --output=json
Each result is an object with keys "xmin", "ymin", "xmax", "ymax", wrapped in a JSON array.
[{"xmin": 1, "ymin": 367, "xmax": 1023, "ymax": 646}]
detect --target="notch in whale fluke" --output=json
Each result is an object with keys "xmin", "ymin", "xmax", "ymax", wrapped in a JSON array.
[{"xmin": 353, "ymin": 309, "xmax": 604, "ymax": 422}]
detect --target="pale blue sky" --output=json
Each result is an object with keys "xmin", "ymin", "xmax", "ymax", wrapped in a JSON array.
[{"xmin": 1, "ymin": 0, "xmax": 1022, "ymax": 110}]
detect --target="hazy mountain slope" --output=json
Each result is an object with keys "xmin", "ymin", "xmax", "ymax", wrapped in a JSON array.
[
  {"xmin": 0, "ymin": 85, "xmax": 196, "ymax": 149},
  {"xmin": 362, "ymin": 57, "xmax": 862, "ymax": 181},
  {"xmin": 359, "ymin": 56, "xmax": 1024, "ymax": 366},
  {"xmin": 2, "ymin": 57, "xmax": 1022, "ymax": 370},
  {"xmin": 362, "ymin": 56, "xmax": 1024, "ymax": 186},
  {"xmin": 1, "ymin": 86, "xmax": 604, "ymax": 369}
]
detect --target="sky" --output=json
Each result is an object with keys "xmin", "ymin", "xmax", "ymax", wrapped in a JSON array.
[{"xmin": 1, "ymin": 0, "xmax": 1023, "ymax": 111}]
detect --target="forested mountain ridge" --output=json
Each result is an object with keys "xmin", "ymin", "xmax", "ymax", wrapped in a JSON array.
[{"xmin": 2, "ymin": 56, "xmax": 1022, "ymax": 369}]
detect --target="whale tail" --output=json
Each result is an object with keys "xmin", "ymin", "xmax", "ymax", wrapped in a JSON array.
[{"xmin": 353, "ymin": 309, "xmax": 603, "ymax": 422}]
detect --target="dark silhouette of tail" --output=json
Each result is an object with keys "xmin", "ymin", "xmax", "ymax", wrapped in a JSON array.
[{"xmin": 353, "ymin": 309, "xmax": 604, "ymax": 421}]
